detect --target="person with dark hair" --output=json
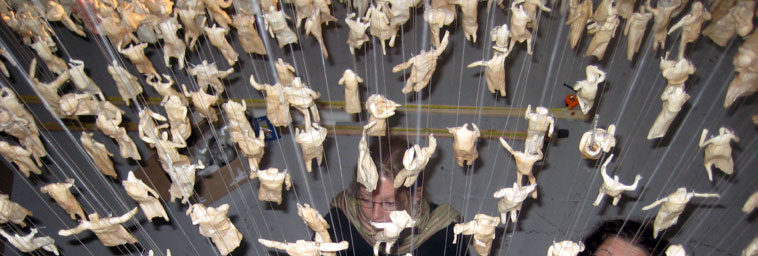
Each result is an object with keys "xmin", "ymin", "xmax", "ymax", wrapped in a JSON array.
[
  {"xmin": 323, "ymin": 136, "xmax": 467, "ymax": 255},
  {"xmin": 580, "ymin": 219, "xmax": 668, "ymax": 256}
]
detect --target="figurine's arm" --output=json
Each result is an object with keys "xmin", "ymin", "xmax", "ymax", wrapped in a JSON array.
[
  {"xmin": 435, "ymin": 31, "xmax": 451, "ymax": 55},
  {"xmin": 114, "ymin": 207, "xmax": 139, "ymax": 223},
  {"xmin": 181, "ymin": 84, "xmax": 192, "ymax": 97},
  {"xmin": 645, "ymin": 0, "xmax": 654, "ymax": 12},
  {"xmin": 548, "ymin": 118, "xmax": 555, "ymax": 136},
  {"xmin": 143, "ymin": 184, "xmax": 160, "ymax": 198},
  {"xmin": 600, "ymin": 155, "xmax": 614, "ymax": 183},
  {"xmin": 284, "ymin": 173, "xmax": 292, "ymax": 190},
  {"xmin": 356, "ymin": 76, "xmax": 363, "ymax": 83},
  {"xmin": 624, "ymin": 175, "xmax": 643, "ymax": 190},
  {"xmin": 668, "ymin": 17, "xmax": 686, "ymax": 34},
  {"xmin": 220, "ymin": 68, "xmax": 234, "ymax": 78},
  {"xmin": 467, "ymin": 60, "xmax": 485, "ymax": 68},
  {"xmin": 692, "ymin": 192, "xmax": 719, "ymax": 199},
  {"xmin": 392, "ymin": 59, "xmax": 413, "ymax": 72},
  {"xmin": 698, "ymin": 129, "xmax": 710, "ymax": 147},
  {"xmin": 59, "ymin": 224, "xmax": 88, "ymax": 236},
  {"xmin": 525, "ymin": 104, "xmax": 532, "ymax": 116},
  {"xmin": 0, "ymin": 229, "xmax": 10, "ymax": 239},
  {"xmin": 337, "ymin": 76, "xmax": 345, "ymax": 85},
  {"xmin": 493, "ymin": 188, "xmax": 508, "ymax": 198},
  {"xmin": 258, "ymin": 238, "xmax": 290, "ymax": 250},
  {"xmin": 498, "ymin": 137, "xmax": 514, "ymax": 154},
  {"xmin": 319, "ymin": 241, "xmax": 349, "ymax": 252},
  {"xmin": 425, "ymin": 134, "xmax": 437, "ymax": 154},
  {"xmin": 642, "ymin": 198, "xmax": 667, "ymax": 211}
]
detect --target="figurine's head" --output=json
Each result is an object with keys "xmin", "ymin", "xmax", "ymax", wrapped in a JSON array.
[
  {"xmin": 691, "ymin": 2, "xmax": 704, "ymax": 14},
  {"xmin": 671, "ymin": 187, "xmax": 688, "ymax": 199},
  {"xmin": 186, "ymin": 204, "xmax": 208, "ymax": 223},
  {"xmin": 536, "ymin": 106, "xmax": 549, "ymax": 115},
  {"xmin": 291, "ymin": 78, "xmax": 304, "ymax": 88},
  {"xmin": 127, "ymin": 171, "xmax": 138, "ymax": 181},
  {"xmin": 88, "ymin": 213, "xmax": 100, "ymax": 221}
]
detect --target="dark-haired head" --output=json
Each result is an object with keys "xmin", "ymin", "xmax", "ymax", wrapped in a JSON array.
[{"xmin": 580, "ymin": 219, "xmax": 668, "ymax": 256}]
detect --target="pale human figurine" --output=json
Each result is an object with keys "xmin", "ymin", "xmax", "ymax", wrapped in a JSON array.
[
  {"xmin": 548, "ymin": 240, "xmax": 585, "ymax": 256},
  {"xmin": 660, "ymin": 56, "xmax": 696, "ymax": 87},
  {"xmin": 80, "ymin": 132, "xmax": 117, "ymax": 179},
  {"xmin": 338, "ymin": 69, "xmax": 363, "ymax": 114},
  {"xmin": 585, "ymin": 12, "xmax": 620, "ymax": 60},
  {"xmin": 231, "ymin": 126, "xmax": 266, "ymax": 171},
  {"xmin": 0, "ymin": 194, "xmax": 31, "ymax": 227},
  {"xmin": 41, "ymin": 179, "xmax": 86, "ymax": 220},
  {"xmin": 724, "ymin": 32, "xmax": 758, "ymax": 108},
  {"xmin": 450, "ymin": 0, "xmax": 479, "ymax": 42},
  {"xmin": 297, "ymin": 203, "xmax": 333, "ymax": 244},
  {"xmin": 572, "ymin": 65, "xmax": 606, "ymax": 114},
  {"xmin": 578, "ymin": 124, "xmax": 616, "ymax": 159},
  {"xmin": 0, "ymin": 140, "xmax": 42, "ymax": 178},
  {"xmin": 357, "ymin": 121, "xmax": 379, "ymax": 192},
  {"xmin": 232, "ymin": 13, "xmax": 267, "ymax": 55},
  {"xmin": 107, "ymin": 60, "xmax": 143, "ymax": 106},
  {"xmin": 0, "ymin": 228, "xmax": 59, "ymax": 255},
  {"xmin": 295, "ymin": 123, "xmax": 328, "ymax": 173},
  {"xmin": 282, "ymin": 78, "xmax": 322, "ymax": 125},
  {"xmin": 95, "ymin": 103, "xmax": 142, "ymax": 161},
  {"xmin": 146, "ymin": 74, "xmax": 186, "ymax": 104},
  {"xmin": 745, "ymin": 237, "xmax": 758, "ymax": 256},
  {"xmin": 250, "ymin": 74, "xmax": 292, "ymax": 127},
  {"xmin": 29, "ymin": 39, "xmax": 67, "ymax": 75},
  {"xmin": 168, "ymin": 160, "xmax": 205, "ymax": 204},
  {"xmin": 642, "ymin": 187, "xmax": 719, "ymax": 238},
  {"xmin": 624, "ymin": 11, "xmax": 653, "ymax": 61},
  {"xmin": 452, "ymin": 214, "xmax": 500, "ymax": 256},
  {"xmin": 187, "ymin": 204, "xmax": 242, "ymax": 255},
  {"xmin": 647, "ymin": 85, "xmax": 690, "ymax": 140},
  {"xmin": 122, "ymin": 171, "xmax": 169, "ymax": 222},
  {"xmin": 182, "ymin": 84, "xmax": 219, "ymax": 123},
  {"xmin": 500, "ymin": 138, "xmax": 543, "ymax": 198},
  {"xmin": 593, "ymin": 155, "xmax": 642, "ymax": 206},
  {"xmin": 250, "ymin": 168, "xmax": 292, "ymax": 204},
  {"xmin": 59, "ymin": 208, "xmax": 140, "ymax": 247},
  {"xmin": 665, "ymin": 244, "xmax": 687, "ymax": 256},
  {"xmin": 202, "ymin": 0, "xmax": 233, "ymax": 29},
  {"xmin": 142, "ymin": 131, "xmax": 190, "ymax": 172},
  {"xmin": 525, "ymin": 104, "xmax": 555, "ymax": 154},
  {"xmin": 394, "ymin": 134, "xmax": 437, "ymax": 188},
  {"xmin": 203, "ymin": 24, "xmax": 238, "ymax": 66},
  {"xmin": 699, "ymin": 127, "xmax": 739, "ymax": 181},
  {"xmin": 493, "ymin": 182, "xmax": 536, "ymax": 223},
  {"xmin": 176, "ymin": 5, "xmax": 204, "ymax": 49},
  {"xmin": 743, "ymin": 191, "xmax": 758, "ymax": 214},
  {"xmin": 646, "ymin": 0, "xmax": 680, "ymax": 51},
  {"xmin": 703, "ymin": 0, "xmax": 755, "ymax": 47},
  {"xmin": 509, "ymin": 3, "xmax": 534, "ymax": 54},
  {"xmin": 264, "ymin": 6, "xmax": 299, "ymax": 48},
  {"xmin": 67, "ymin": 59, "xmax": 104, "ymax": 100},
  {"xmin": 393, "ymin": 31, "xmax": 449, "ymax": 94},
  {"xmin": 138, "ymin": 108, "xmax": 169, "ymax": 148},
  {"xmin": 118, "ymin": 43, "xmax": 158, "ymax": 77},
  {"xmin": 668, "ymin": 2, "xmax": 711, "ymax": 57},
  {"xmin": 344, "ymin": 13, "xmax": 370, "ymax": 55},
  {"xmin": 371, "ymin": 210, "xmax": 416, "ymax": 256},
  {"xmin": 490, "ymin": 24, "xmax": 511, "ymax": 49},
  {"xmin": 44, "ymin": 0, "xmax": 85, "ymax": 37},
  {"xmin": 468, "ymin": 47, "xmax": 509, "ymax": 97},
  {"xmin": 275, "ymin": 58, "xmax": 298, "ymax": 86},
  {"xmin": 294, "ymin": 0, "xmax": 315, "ymax": 28},
  {"xmin": 57, "ymin": 93, "xmax": 100, "ymax": 117},
  {"xmin": 366, "ymin": 4, "xmax": 398, "ymax": 55},
  {"xmin": 304, "ymin": 9, "xmax": 333, "ymax": 59},
  {"xmin": 566, "ymin": 0, "xmax": 593, "ymax": 49},
  {"xmin": 388, "ymin": 0, "xmax": 418, "ymax": 28},
  {"xmin": 259, "ymin": 239, "xmax": 350, "ymax": 256},
  {"xmin": 617, "ymin": 0, "xmax": 638, "ymax": 19},
  {"xmin": 366, "ymin": 94, "xmax": 401, "ymax": 136},
  {"xmin": 188, "ymin": 60, "xmax": 234, "ymax": 94},
  {"xmin": 448, "ymin": 123, "xmax": 481, "ymax": 167},
  {"xmin": 0, "ymin": 112, "xmax": 45, "ymax": 168},
  {"xmin": 512, "ymin": 0, "xmax": 552, "ymax": 29},
  {"xmin": 156, "ymin": 15, "xmax": 188, "ymax": 69},
  {"xmin": 161, "ymin": 94, "xmax": 191, "ymax": 143}
]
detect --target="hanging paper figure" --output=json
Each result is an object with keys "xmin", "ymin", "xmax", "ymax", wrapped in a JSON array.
[
  {"xmin": 509, "ymin": 3, "xmax": 534, "ymax": 54},
  {"xmin": 122, "ymin": 171, "xmax": 169, "ymax": 222},
  {"xmin": 371, "ymin": 210, "xmax": 416, "ymax": 256},
  {"xmin": 294, "ymin": 0, "xmax": 315, "ymax": 28},
  {"xmin": 357, "ymin": 121, "xmax": 379, "ymax": 192},
  {"xmin": 146, "ymin": 74, "xmax": 186, "ymax": 105},
  {"xmin": 187, "ymin": 60, "xmax": 233, "ymax": 94},
  {"xmin": 448, "ymin": 123, "xmax": 481, "ymax": 167},
  {"xmin": 0, "ymin": 228, "xmax": 59, "ymax": 255},
  {"xmin": 95, "ymin": 102, "xmax": 141, "ymax": 160},
  {"xmin": 67, "ymin": 59, "xmax": 104, "ymax": 100},
  {"xmin": 585, "ymin": 9, "xmax": 619, "ymax": 60},
  {"xmin": 187, "ymin": 203, "xmax": 241, "ymax": 255},
  {"xmin": 161, "ymin": 94, "xmax": 192, "ymax": 144},
  {"xmin": 500, "ymin": 138, "xmax": 543, "ymax": 198},
  {"xmin": 232, "ymin": 13, "xmax": 267, "ymax": 55},
  {"xmin": 647, "ymin": 85, "xmax": 689, "ymax": 140},
  {"xmin": 264, "ymin": 6, "xmax": 299, "ymax": 48},
  {"xmin": 297, "ymin": 203, "xmax": 334, "ymax": 245},
  {"xmin": 201, "ymin": 0, "xmax": 233, "ymax": 29},
  {"xmin": 338, "ymin": 69, "xmax": 364, "ymax": 114},
  {"xmin": 182, "ymin": 83, "xmax": 220, "ymax": 123},
  {"xmin": 156, "ymin": 15, "xmax": 188, "ymax": 69},
  {"xmin": 548, "ymin": 240, "xmax": 585, "ymax": 256},
  {"xmin": 118, "ymin": 43, "xmax": 159, "ymax": 77},
  {"xmin": 275, "ymin": 58, "xmax": 298, "ymax": 86},
  {"xmin": 593, "ymin": 155, "xmax": 642, "ymax": 206},
  {"xmin": 365, "ymin": 94, "xmax": 401, "ymax": 136},
  {"xmin": 468, "ymin": 47, "xmax": 509, "ymax": 97},
  {"xmin": 512, "ymin": 0, "xmax": 552, "ymax": 29},
  {"xmin": 668, "ymin": 2, "xmax": 711, "ymax": 57},
  {"xmin": 28, "ymin": 58, "xmax": 69, "ymax": 114},
  {"xmin": 250, "ymin": 168, "xmax": 292, "ymax": 204},
  {"xmin": 41, "ymin": 179, "xmax": 86, "ymax": 220},
  {"xmin": 394, "ymin": 134, "xmax": 436, "ymax": 188},
  {"xmin": 703, "ymin": 0, "xmax": 755, "ymax": 47},
  {"xmin": 566, "ymin": 0, "xmax": 593, "ymax": 49},
  {"xmin": 493, "ymin": 182, "xmax": 536, "ymax": 223},
  {"xmin": 616, "ymin": 0, "xmax": 638, "ymax": 19},
  {"xmin": 646, "ymin": 0, "xmax": 680, "ymax": 51},
  {"xmin": 449, "ymin": 0, "xmax": 478, "ymax": 42},
  {"xmin": 453, "ymin": 214, "xmax": 500, "ymax": 256},
  {"xmin": 660, "ymin": 56, "xmax": 696, "ymax": 88},
  {"xmin": 0, "ymin": 140, "xmax": 42, "ymax": 178},
  {"xmin": 107, "ymin": 60, "xmax": 143, "ymax": 106},
  {"xmin": 724, "ymin": 31, "xmax": 758, "ymax": 108},
  {"xmin": 282, "ymin": 78, "xmax": 322, "ymax": 126},
  {"xmin": 388, "ymin": 0, "xmax": 419, "ymax": 28},
  {"xmin": 578, "ymin": 124, "xmax": 616, "ymax": 159},
  {"xmin": 345, "ymin": 13, "xmax": 370, "ymax": 55},
  {"xmin": 304, "ymin": 8, "xmax": 334, "ymax": 59},
  {"xmin": 0, "ymin": 194, "xmax": 32, "ymax": 227},
  {"xmin": 366, "ymin": 4, "xmax": 398, "ymax": 55},
  {"xmin": 393, "ymin": 31, "xmax": 449, "ymax": 94},
  {"xmin": 699, "ymin": 127, "xmax": 739, "ymax": 181},
  {"xmin": 295, "ymin": 123, "xmax": 328, "ymax": 173},
  {"xmin": 168, "ymin": 160, "xmax": 205, "ymax": 204},
  {"xmin": 203, "ymin": 24, "xmax": 238, "ymax": 66},
  {"xmin": 43, "ymin": 0, "xmax": 85, "ymax": 37},
  {"xmin": 29, "ymin": 39, "xmax": 67, "ymax": 75},
  {"xmin": 524, "ymin": 104, "xmax": 555, "ymax": 154},
  {"xmin": 142, "ymin": 131, "xmax": 190, "ymax": 172},
  {"xmin": 176, "ymin": 5, "xmax": 204, "ymax": 49},
  {"xmin": 642, "ymin": 187, "xmax": 719, "ymax": 238},
  {"xmin": 624, "ymin": 11, "xmax": 652, "ymax": 61},
  {"xmin": 59, "ymin": 208, "xmax": 139, "ymax": 247},
  {"xmin": 250, "ymin": 74, "xmax": 292, "ymax": 127},
  {"xmin": 259, "ymin": 239, "xmax": 349, "ymax": 256},
  {"xmin": 80, "ymin": 132, "xmax": 117, "ymax": 179},
  {"xmin": 572, "ymin": 65, "xmax": 606, "ymax": 114}
]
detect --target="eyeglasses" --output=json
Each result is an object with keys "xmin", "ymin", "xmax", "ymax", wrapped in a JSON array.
[{"xmin": 357, "ymin": 197, "xmax": 397, "ymax": 210}]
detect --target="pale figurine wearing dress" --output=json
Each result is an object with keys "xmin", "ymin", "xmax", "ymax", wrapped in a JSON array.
[
  {"xmin": 345, "ymin": 13, "xmax": 370, "ymax": 55},
  {"xmin": 642, "ymin": 187, "xmax": 719, "ymax": 238},
  {"xmin": 118, "ymin": 43, "xmax": 158, "ymax": 77},
  {"xmin": 593, "ymin": 155, "xmax": 642, "ymax": 206},
  {"xmin": 509, "ymin": 3, "xmax": 534, "ymax": 54},
  {"xmin": 0, "ymin": 194, "xmax": 32, "ymax": 227},
  {"xmin": 578, "ymin": 124, "xmax": 616, "ymax": 159},
  {"xmin": 43, "ymin": 0, "xmax": 84, "ymax": 37},
  {"xmin": 259, "ymin": 239, "xmax": 349, "ymax": 256},
  {"xmin": 393, "ymin": 31, "xmax": 449, "ymax": 94},
  {"xmin": 187, "ymin": 60, "xmax": 233, "ymax": 94},
  {"xmin": 512, "ymin": 0, "xmax": 552, "ymax": 29},
  {"xmin": 371, "ymin": 210, "xmax": 416, "ymax": 256},
  {"xmin": 660, "ymin": 56, "xmax": 696, "ymax": 88},
  {"xmin": 142, "ymin": 131, "xmax": 190, "ymax": 172},
  {"xmin": 724, "ymin": 31, "xmax": 758, "ymax": 108},
  {"xmin": 585, "ymin": 11, "xmax": 619, "ymax": 60},
  {"xmin": 295, "ymin": 123, "xmax": 328, "ymax": 173},
  {"xmin": 453, "ymin": 214, "xmax": 500, "ymax": 256},
  {"xmin": 250, "ymin": 74, "xmax": 292, "ymax": 127},
  {"xmin": 566, "ymin": 0, "xmax": 593, "ymax": 49},
  {"xmin": 250, "ymin": 168, "xmax": 292, "ymax": 204},
  {"xmin": 394, "ymin": 134, "xmax": 436, "ymax": 188},
  {"xmin": 493, "ymin": 182, "xmax": 536, "ymax": 223},
  {"xmin": 703, "ymin": 0, "xmax": 755, "ymax": 47},
  {"xmin": 548, "ymin": 240, "xmax": 585, "ymax": 256},
  {"xmin": 448, "ymin": 123, "xmax": 480, "ymax": 167},
  {"xmin": 357, "ymin": 121, "xmax": 379, "ymax": 191},
  {"xmin": 624, "ymin": 11, "xmax": 653, "ymax": 60},
  {"xmin": 156, "ymin": 15, "xmax": 188, "ymax": 69},
  {"xmin": 616, "ymin": 0, "xmax": 638, "ymax": 19},
  {"xmin": 366, "ymin": 94, "xmax": 401, "ymax": 136},
  {"xmin": 500, "ymin": 138, "xmax": 543, "ymax": 198},
  {"xmin": 572, "ymin": 65, "xmax": 606, "ymax": 114},
  {"xmin": 0, "ymin": 140, "xmax": 42, "ymax": 178},
  {"xmin": 646, "ymin": 0, "xmax": 680, "ymax": 51},
  {"xmin": 182, "ymin": 84, "xmax": 219, "ymax": 123},
  {"xmin": 366, "ymin": 4, "xmax": 398, "ymax": 55},
  {"xmin": 264, "ymin": 6, "xmax": 299, "ymax": 48},
  {"xmin": 232, "ymin": 13, "xmax": 267, "ymax": 55},
  {"xmin": 468, "ymin": 47, "xmax": 509, "ymax": 97},
  {"xmin": 122, "ymin": 171, "xmax": 169, "ymax": 222},
  {"xmin": 58, "ymin": 208, "xmax": 140, "ymax": 247},
  {"xmin": 282, "ymin": 78, "xmax": 322, "ymax": 126},
  {"xmin": 80, "ymin": 132, "xmax": 117, "ymax": 178},
  {"xmin": 338, "ymin": 69, "xmax": 364, "ymax": 114},
  {"xmin": 203, "ymin": 24, "xmax": 238, "ymax": 66},
  {"xmin": 231, "ymin": 126, "xmax": 265, "ymax": 171},
  {"xmin": 451, "ymin": 0, "xmax": 479, "ymax": 42},
  {"xmin": 107, "ymin": 60, "xmax": 143, "ymax": 106},
  {"xmin": 168, "ymin": 160, "xmax": 205, "ymax": 204},
  {"xmin": 187, "ymin": 203, "xmax": 242, "ymax": 255},
  {"xmin": 304, "ymin": 8, "xmax": 335, "ymax": 59},
  {"xmin": 41, "ymin": 179, "xmax": 86, "ymax": 220},
  {"xmin": 525, "ymin": 104, "xmax": 554, "ymax": 154},
  {"xmin": 0, "ymin": 228, "xmax": 59, "ymax": 255},
  {"xmin": 668, "ymin": 2, "xmax": 711, "ymax": 57},
  {"xmin": 95, "ymin": 102, "xmax": 141, "ymax": 161},
  {"xmin": 176, "ymin": 5, "xmax": 204, "ymax": 49},
  {"xmin": 699, "ymin": 127, "xmax": 739, "ymax": 181},
  {"xmin": 647, "ymin": 85, "xmax": 689, "ymax": 140}
]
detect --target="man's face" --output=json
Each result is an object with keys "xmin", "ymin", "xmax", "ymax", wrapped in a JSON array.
[
  {"xmin": 357, "ymin": 177, "xmax": 397, "ymax": 223},
  {"xmin": 593, "ymin": 237, "xmax": 651, "ymax": 256}
]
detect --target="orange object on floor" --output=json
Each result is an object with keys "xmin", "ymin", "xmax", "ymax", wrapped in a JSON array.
[{"xmin": 565, "ymin": 95, "xmax": 579, "ymax": 109}]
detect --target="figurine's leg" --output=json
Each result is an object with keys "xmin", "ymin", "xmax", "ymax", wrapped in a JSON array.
[
  {"xmin": 305, "ymin": 159, "xmax": 313, "ymax": 172},
  {"xmin": 381, "ymin": 40, "xmax": 387, "ymax": 55},
  {"xmin": 401, "ymin": 79, "xmax": 414, "ymax": 94},
  {"xmin": 501, "ymin": 213, "xmax": 507, "ymax": 223},
  {"xmin": 393, "ymin": 172, "xmax": 408, "ymax": 188},
  {"xmin": 516, "ymin": 173, "xmax": 523, "ymax": 186},
  {"xmin": 593, "ymin": 192, "xmax": 604, "ymax": 206},
  {"xmin": 510, "ymin": 210, "xmax": 518, "ymax": 223},
  {"xmin": 612, "ymin": 196, "xmax": 620, "ymax": 206},
  {"xmin": 310, "ymin": 105, "xmax": 321, "ymax": 123},
  {"xmin": 385, "ymin": 241, "xmax": 395, "ymax": 254},
  {"xmin": 373, "ymin": 242, "xmax": 381, "ymax": 256},
  {"xmin": 526, "ymin": 38, "xmax": 533, "ymax": 55},
  {"xmin": 404, "ymin": 174, "xmax": 419, "ymax": 187},
  {"xmin": 529, "ymin": 175, "xmax": 537, "ymax": 199},
  {"xmin": 705, "ymin": 162, "xmax": 714, "ymax": 181}
]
